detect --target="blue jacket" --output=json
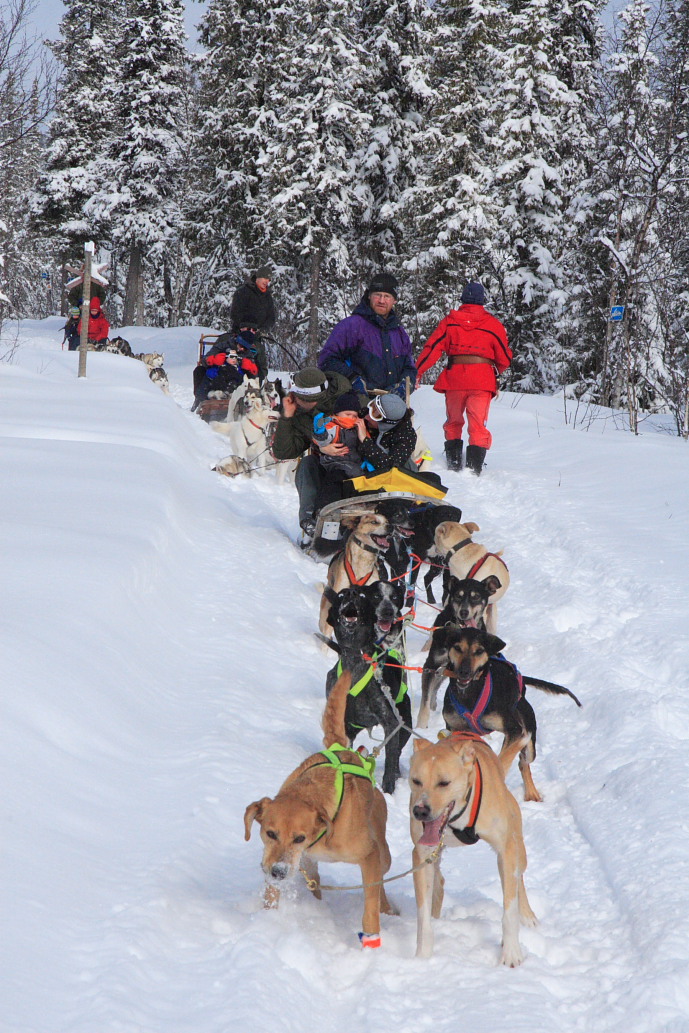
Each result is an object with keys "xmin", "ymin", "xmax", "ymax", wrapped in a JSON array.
[{"xmin": 318, "ymin": 298, "xmax": 416, "ymax": 397}]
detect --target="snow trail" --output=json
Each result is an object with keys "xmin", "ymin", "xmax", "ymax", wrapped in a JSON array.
[{"xmin": 2, "ymin": 321, "xmax": 688, "ymax": 1033}]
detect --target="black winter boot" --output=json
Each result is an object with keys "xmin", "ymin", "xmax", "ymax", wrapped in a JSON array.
[
  {"xmin": 444, "ymin": 439, "xmax": 463, "ymax": 472},
  {"xmin": 465, "ymin": 445, "xmax": 487, "ymax": 475}
]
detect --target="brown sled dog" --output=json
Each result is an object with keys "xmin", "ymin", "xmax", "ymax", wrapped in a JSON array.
[
  {"xmin": 409, "ymin": 732, "xmax": 537, "ymax": 965},
  {"xmin": 244, "ymin": 670, "xmax": 397, "ymax": 947}
]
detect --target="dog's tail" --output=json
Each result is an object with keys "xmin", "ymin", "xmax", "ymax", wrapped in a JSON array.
[
  {"xmin": 322, "ymin": 669, "xmax": 352, "ymax": 748},
  {"xmin": 523, "ymin": 676, "xmax": 582, "ymax": 707}
]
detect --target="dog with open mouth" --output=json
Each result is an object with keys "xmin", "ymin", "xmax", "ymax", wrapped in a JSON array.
[
  {"xmin": 318, "ymin": 511, "xmax": 393, "ymax": 639},
  {"xmin": 409, "ymin": 731, "xmax": 537, "ymax": 964},
  {"xmin": 324, "ymin": 583, "xmax": 412, "ymax": 794},
  {"xmin": 244, "ymin": 669, "xmax": 397, "ymax": 947},
  {"xmin": 418, "ymin": 627, "xmax": 582, "ymax": 801}
]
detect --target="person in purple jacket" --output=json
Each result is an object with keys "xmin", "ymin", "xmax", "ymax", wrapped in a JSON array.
[{"xmin": 317, "ymin": 273, "xmax": 417, "ymax": 400}]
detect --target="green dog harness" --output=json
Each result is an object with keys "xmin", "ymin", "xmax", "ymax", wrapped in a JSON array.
[
  {"xmin": 307, "ymin": 744, "xmax": 377, "ymax": 846},
  {"xmin": 336, "ymin": 649, "xmax": 409, "ymax": 705}
]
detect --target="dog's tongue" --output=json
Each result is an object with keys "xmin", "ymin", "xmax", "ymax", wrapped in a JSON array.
[
  {"xmin": 419, "ymin": 815, "xmax": 445, "ymax": 846},
  {"xmin": 377, "ymin": 619, "xmax": 392, "ymax": 633}
]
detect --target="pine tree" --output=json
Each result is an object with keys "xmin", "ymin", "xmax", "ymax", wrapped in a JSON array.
[
  {"xmin": 356, "ymin": 0, "xmax": 434, "ymax": 287},
  {"xmin": 85, "ymin": 0, "xmax": 188, "ymax": 325},
  {"xmin": 402, "ymin": 0, "xmax": 502, "ymax": 339},
  {"xmin": 487, "ymin": 0, "xmax": 602, "ymax": 391},
  {"xmin": 191, "ymin": 0, "xmax": 288, "ymax": 327},
  {"xmin": 31, "ymin": 0, "xmax": 124, "ymax": 262},
  {"xmin": 256, "ymin": 0, "xmax": 372, "ymax": 357}
]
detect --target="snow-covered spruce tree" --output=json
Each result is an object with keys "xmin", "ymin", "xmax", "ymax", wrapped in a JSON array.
[
  {"xmin": 355, "ymin": 0, "xmax": 434, "ymax": 298},
  {"xmin": 652, "ymin": 0, "xmax": 689, "ymax": 436},
  {"xmin": 257, "ymin": 0, "xmax": 372, "ymax": 359},
  {"xmin": 547, "ymin": 0, "xmax": 608, "ymax": 394},
  {"xmin": 30, "ymin": 0, "xmax": 123, "ymax": 267},
  {"xmin": 584, "ymin": 0, "xmax": 685, "ymax": 426},
  {"xmin": 487, "ymin": 0, "xmax": 602, "ymax": 392},
  {"xmin": 1, "ymin": 0, "xmax": 56, "ymax": 321},
  {"xmin": 1, "ymin": 83, "xmax": 59, "ymax": 318},
  {"xmin": 400, "ymin": 0, "xmax": 503, "ymax": 343},
  {"xmin": 85, "ymin": 0, "xmax": 188, "ymax": 326},
  {"xmin": 191, "ymin": 0, "xmax": 290, "ymax": 328}
]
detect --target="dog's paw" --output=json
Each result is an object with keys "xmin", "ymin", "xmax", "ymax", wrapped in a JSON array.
[
  {"xmin": 359, "ymin": 932, "xmax": 382, "ymax": 949},
  {"xmin": 500, "ymin": 941, "xmax": 525, "ymax": 967}
]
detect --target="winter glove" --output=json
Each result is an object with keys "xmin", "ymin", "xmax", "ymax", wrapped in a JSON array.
[
  {"xmin": 241, "ymin": 358, "xmax": 259, "ymax": 376},
  {"xmin": 351, "ymin": 376, "xmax": 367, "ymax": 394},
  {"xmin": 205, "ymin": 367, "xmax": 220, "ymax": 380},
  {"xmin": 205, "ymin": 353, "xmax": 227, "ymax": 366}
]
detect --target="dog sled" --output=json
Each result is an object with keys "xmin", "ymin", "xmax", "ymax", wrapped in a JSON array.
[{"xmin": 307, "ymin": 467, "xmax": 449, "ymax": 559}]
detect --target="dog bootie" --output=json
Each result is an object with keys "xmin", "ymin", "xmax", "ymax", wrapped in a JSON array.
[
  {"xmin": 465, "ymin": 445, "xmax": 487, "ymax": 475},
  {"xmin": 359, "ymin": 931, "xmax": 382, "ymax": 949},
  {"xmin": 444, "ymin": 439, "xmax": 463, "ymax": 471}
]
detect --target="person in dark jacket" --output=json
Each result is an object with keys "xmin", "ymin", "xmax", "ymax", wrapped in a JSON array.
[
  {"xmin": 229, "ymin": 265, "xmax": 276, "ymax": 335},
  {"xmin": 271, "ymin": 366, "xmax": 353, "ymax": 539},
  {"xmin": 355, "ymin": 392, "xmax": 417, "ymax": 473},
  {"xmin": 318, "ymin": 273, "xmax": 416, "ymax": 399},
  {"xmin": 416, "ymin": 281, "xmax": 511, "ymax": 475},
  {"xmin": 63, "ymin": 306, "xmax": 81, "ymax": 350}
]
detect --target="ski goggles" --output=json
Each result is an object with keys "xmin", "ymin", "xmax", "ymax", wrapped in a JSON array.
[{"xmin": 367, "ymin": 397, "xmax": 386, "ymax": 422}]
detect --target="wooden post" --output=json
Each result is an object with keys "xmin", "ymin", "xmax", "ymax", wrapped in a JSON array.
[{"xmin": 77, "ymin": 242, "xmax": 94, "ymax": 379}]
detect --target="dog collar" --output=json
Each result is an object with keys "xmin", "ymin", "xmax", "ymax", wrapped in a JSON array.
[
  {"xmin": 444, "ymin": 537, "xmax": 473, "ymax": 564},
  {"xmin": 447, "ymin": 755, "xmax": 483, "ymax": 845}
]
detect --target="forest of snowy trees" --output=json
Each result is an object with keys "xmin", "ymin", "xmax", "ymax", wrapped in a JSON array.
[{"xmin": 1, "ymin": 0, "xmax": 688, "ymax": 433}]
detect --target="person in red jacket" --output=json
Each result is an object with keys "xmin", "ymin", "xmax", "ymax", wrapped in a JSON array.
[
  {"xmin": 76, "ymin": 296, "xmax": 110, "ymax": 346},
  {"xmin": 415, "ymin": 282, "xmax": 511, "ymax": 475}
]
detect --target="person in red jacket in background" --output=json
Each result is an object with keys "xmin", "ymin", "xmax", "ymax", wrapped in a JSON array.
[
  {"xmin": 76, "ymin": 296, "xmax": 110, "ymax": 346},
  {"xmin": 415, "ymin": 282, "xmax": 511, "ymax": 475}
]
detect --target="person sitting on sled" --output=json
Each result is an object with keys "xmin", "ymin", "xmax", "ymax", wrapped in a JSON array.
[
  {"xmin": 76, "ymin": 296, "xmax": 110, "ymax": 346},
  {"xmin": 355, "ymin": 392, "xmax": 417, "ymax": 473},
  {"xmin": 192, "ymin": 330, "xmax": 263, "ymax": 409},
  {"xmin": 193, "ymin": 346, "xmax": 247, "ymax": 406}
]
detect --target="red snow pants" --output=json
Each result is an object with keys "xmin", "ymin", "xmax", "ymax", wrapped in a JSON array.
[{"xmin": 443, "ymin": 390, "xmax": 493, "ymax": 448}]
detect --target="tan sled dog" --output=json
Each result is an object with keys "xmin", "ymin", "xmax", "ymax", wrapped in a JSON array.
[
  {"xmin": 409, "ymin": 732, "xmax": 537, "ymax": 965},
  {"xmin": 244, "ymin": 671, "xmax": 397, "ymax": 947},
  {"xmin": 318, "ymin": 511, "xmax": 392, "ymax": 638},
  {"xmin": 433, "ymin": 520, "xmax": 510, "ymax": 634}
]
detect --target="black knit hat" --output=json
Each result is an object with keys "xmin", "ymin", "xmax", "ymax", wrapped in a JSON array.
[
  {"xmin": 367, "ymin": 273, "xmax": 398, "ymax": 299},
  {"xmin": 461, "ymin": 281, "xmax": 485, "ymax": 305},
  {"xmin": 254, "ymin": 265, "xmax": 273, "ymax": 280},
  {"xmin": 333, "ymin": 392, "xmax": 362, "ymax": 414}
]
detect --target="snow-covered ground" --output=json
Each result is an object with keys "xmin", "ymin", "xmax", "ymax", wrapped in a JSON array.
[{"xmin": 2, "ymin": 317, "xmax": 688, "ymax": 1033}]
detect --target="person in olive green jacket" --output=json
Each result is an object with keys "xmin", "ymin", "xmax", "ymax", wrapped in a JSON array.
[{"xmin": 272, "ymin": 366, "xmax": 353, "ymax": 538}]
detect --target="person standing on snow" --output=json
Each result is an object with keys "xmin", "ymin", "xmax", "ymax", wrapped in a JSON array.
[
  {"xmin": 228, "ymin": 265, "xmax": 277, "ymax": 383},
  {"xmin": 415, "ymin": 282, "xmax": 511, "ymax": 475},
  {"xmin": 317, "ymin": 273, "xmax": 417, "ymax": 400}
]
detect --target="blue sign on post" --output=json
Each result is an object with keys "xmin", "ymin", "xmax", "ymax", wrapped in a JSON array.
[
  {"xmin": 610, "ymin": 305, "xmax": 625, "ymax": 322},
  {"xmin": 40, "ymin": 271, "xmax": 50, "ymax": 280}
]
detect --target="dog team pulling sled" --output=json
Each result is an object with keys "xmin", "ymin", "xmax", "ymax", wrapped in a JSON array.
[{"xmin": 191, "ymin": 349, "xmax": 583, "ymax": 962}]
